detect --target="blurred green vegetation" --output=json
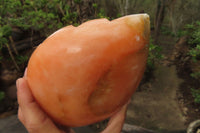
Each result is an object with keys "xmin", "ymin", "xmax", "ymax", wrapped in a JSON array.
[
  {"xmin": 191, "ymin": 88, "xmax": 200, "ymax": 104},
  {"xmin": 180, "ymin": 21, "xmax": 200, "ymax": 104},
  {"xmin": 0, "ymin": 91, "xmax": 5, "ymax": 102},
  {"xmin": 183, "ymin": 21, "xmax": 200, "ymax": 79},
  {"xmin": 147, "ymin": 38, "xmax": 163, "ymax": 71},
  {"xmin": 186, "ymin": 22, "xmax": 200, "ymax": 62},
  {"xmin": 1, "ymin": 0, "xmax": 84, "ymax": 36}
]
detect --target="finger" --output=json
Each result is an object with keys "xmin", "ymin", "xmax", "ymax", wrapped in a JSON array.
[
  {"xmin": 18, "ymin": 107, "xmax": 25, "ymax": 125},
  {"xmin": 70, "ymin": 129, "xmax": 76, "ymax": 133},
  {"xmin": 108, "ymin": 100, "xmax": 130, "ymax": 125},
  {"xmin": 16, "ymin": 78, "xmax": 64, "ymax": 133},
  {"xmin": 17, "ymin": 78, "xmax": 34, "ymax": 107},
  {"xmin": 101, "ymin": 102, "xmax": 129, "ymax": 133},
  {"xmin": 23, "ymin": 68, "xmax": 27, "ymax": 78},
  {"xmin": 108, "ymin": 103, "xmax": 128, "ymax": 125}
]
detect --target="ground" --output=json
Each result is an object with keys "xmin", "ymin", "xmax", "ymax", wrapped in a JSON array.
[
  {"xmin": 125, "ymin": 34, "xmax": 200, "ymax": 133},
  {"xmin": 125, "ymin": 35, "xmax": 186, "ymax": 132},
  {"xmin": 127, "ymin": 65, "xmax": 186, "ymax": 132}
]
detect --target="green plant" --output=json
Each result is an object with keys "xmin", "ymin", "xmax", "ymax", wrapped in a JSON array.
[
  {"xmin": 74, "ymin": 0, "xmax": 82, "ymax": 4},
  {"xmin": 0, "ymin": 25, "xmax": 20, "ymax": 71},
  {"xmin": 191, "ymin": 88, "xmax": 200, "ymax": 104},
  {"xmin": 189, "ymin": 45, "xmax": 200, "ymax": 62},
  {"xmin": 92, "ymin": 3, "xmax": 98, "ymax": 9},
  {"xmin": 0, "ymin": 91, "xmax": 5, "ymax": 101},
  {"xmin": 190, "ymin": 71, "xmax": 200, "ymax": 79},
  {"xmin": 0, "ymin": 0, "xmax": 84, "ymax": 36},
  {"xmin": 16, "ymin": 55, "xmax": 29, "ymax": 65},
  {"xmin": 97, "ymin": 8, "xmax": 109, "ymax": 19},
  {"xmin": 185, "ymin": 21, "xmax": 200, "ymax": 46},
  {"xmin": 147, "ymin": 38, "xmax": 164, "ymax": 70},
  {"xmin": 183, "ymin": 21, "xmax": 200, "ymax": 79},
  {"xmin": 0, "ymin": 25, "xmax": 12, "ymax": 47},
  {"xmin": 0, "ymin": 25, "xmax": 10, "ymax": 51},
  {"xmin": 176, "ymin": 29, "xmax": 188, "ymax": 38},
  {"xmin": 161, "ymin": 26, "xmax": 175, "ymax": 36},
  {"xmin": 116, "ymin": 13, "xmax": 122, "ymax": 18}
]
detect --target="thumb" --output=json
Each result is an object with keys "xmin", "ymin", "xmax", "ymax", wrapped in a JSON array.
[
  {"xmin": 101, "ymin": 102, "xmax": 129, "ymax": 133},
  {"xmin": 17, "ymin": 78, "xmax": 64, "ymax": 133}
]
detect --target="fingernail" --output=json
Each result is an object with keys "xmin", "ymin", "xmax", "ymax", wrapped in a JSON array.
[
  {"xmin": 23, "ymin": 68, "xmax": 27, "ymax": 77},
  {"xmin": 16, "ymin": 79, "xmax": 20, "ymax": 88}
]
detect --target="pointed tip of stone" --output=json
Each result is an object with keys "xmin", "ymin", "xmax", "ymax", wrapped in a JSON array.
[
  {"xmin": 142, "ymin": 14, "xmax": 150, "ymax": 41},
  {"xmin": 131, "ymin": 13, "xmax": 150, "ymax": 40},
  {"xmin": 125, "ymin": 13, "xmax": 150, "ymax": 41}
]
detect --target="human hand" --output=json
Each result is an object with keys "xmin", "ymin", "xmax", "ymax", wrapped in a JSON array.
[
  {"xmin": 17, "ymin": 75, "xmax": 74, "ymax": 133},
  {"xmin": 16, "ymin": 71, "xmax": 128, "ymax": 133}
]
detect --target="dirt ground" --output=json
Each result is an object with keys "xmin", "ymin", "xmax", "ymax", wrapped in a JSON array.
[
  {"xmin": 124, "ymin": 34, "xmax": 200, "ymax": 133},
  {"xmin": 126, "ymin": 64, "xmax": 186, "ymax": 132}
]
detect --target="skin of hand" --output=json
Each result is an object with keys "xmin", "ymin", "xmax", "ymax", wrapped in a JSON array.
[{"xmin": 16, "ymin": 70, "xmax": 129, "ymax": 133}]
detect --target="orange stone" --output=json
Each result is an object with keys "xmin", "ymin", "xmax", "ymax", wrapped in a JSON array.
[{"xmin": 27, "ymin": 14, "xmax": 150, "ymax": 127}]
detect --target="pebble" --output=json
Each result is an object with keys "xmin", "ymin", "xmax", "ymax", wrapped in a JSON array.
[{"xmin": 183, "ymin": 107, "xmax": 188, "ymax": 114}]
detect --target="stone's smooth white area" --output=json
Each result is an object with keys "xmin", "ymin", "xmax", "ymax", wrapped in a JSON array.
[{"xmin": 135, "ymin": 35, "xmax": 140, "ymax": 42}]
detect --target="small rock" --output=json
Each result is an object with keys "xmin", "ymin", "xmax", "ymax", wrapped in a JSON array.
[
  {"xmin": 187, "ymin": 120, "xmax": 200, "ymax": 133},
  {"xmin": 6, "ymin": 85, "xmax": 17, "ymax": 100},
  {"xmin": 183, "ymin": 56, "xmax": 190, "ymax": 62},
  {"xmin": 183, "ymin": 107, "xmax": 188, "ymax": 114},
  {"xmin": 147, "ymin": 83, "xmax": 152, "ymax": 88},
  {"xmin": 195, "ymin": 109, "xmax": 199, "ymax": 112}
]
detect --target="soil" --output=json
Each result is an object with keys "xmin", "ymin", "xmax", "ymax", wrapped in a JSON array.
[
  {"xmin": 174, "ymin": 37, "xmax": 200, "ymax": 125},
  {"xmin": 127, "ymin": 65, "xmax": 186, "ymax": 132},
  {"xmin": 125, "ymin": 35, "xmax": 185, "ymax": 132},
  {"xmin": 124, "ymin": 34, "xmax": 200, "ymax": 133},
  {"xmin": 159, "ymin": 34, "xmax": 200, "ymax": 126}
]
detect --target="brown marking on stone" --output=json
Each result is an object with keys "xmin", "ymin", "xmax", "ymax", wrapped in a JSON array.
[{"xmin": 87, "ymin": 68, "xmax": 116, "ymax": 115}]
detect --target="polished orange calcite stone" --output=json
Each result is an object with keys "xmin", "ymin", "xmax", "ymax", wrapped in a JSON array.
[{"xmin": 27, "ymin": 14, "xmax": 150, "ymax": 127}]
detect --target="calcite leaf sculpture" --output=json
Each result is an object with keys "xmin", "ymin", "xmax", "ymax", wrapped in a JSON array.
[{"xmin": 27, "ymin": 14, "xmax": 150, "ymax": 127}]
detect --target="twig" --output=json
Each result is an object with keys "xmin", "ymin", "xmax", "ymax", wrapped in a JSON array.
[
  {"xmin": 58, "ymin": 4, "xmax": 65, "ymax": 16},
  {"xmin": 5, "ymin": 43, "xmax": 20, "ymax": 71},
  {"xmin": 9, "ymin": 36, "xmax": 19, "ymax": 55}
]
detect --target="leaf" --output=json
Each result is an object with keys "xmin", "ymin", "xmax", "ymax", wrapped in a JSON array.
[
  {"xmin": 0, "ymin": 37, "xmax": 8, "ymax": 46},
  {"xmin": 0, "ymin": 25, "xmax": 12, "ymax": 37},
  {"xmin": 16, "ymin": 55, "xmax": 29, "ymax": 65},
  {"xmin": 191, "ymin": 88, "xmax": 200, "ymax": 103},
  {"xmin": 92, "ymin": 3, "xmax": 98, "ymax": 8}
]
